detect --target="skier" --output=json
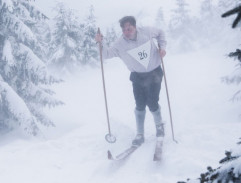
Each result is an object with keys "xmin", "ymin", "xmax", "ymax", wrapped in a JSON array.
[{"xmin": 95, "ymin": 16, "xmax": 167, "ymax": 146}]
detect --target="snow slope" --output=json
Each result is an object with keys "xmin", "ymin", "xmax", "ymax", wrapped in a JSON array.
[{"xmin": 0, "ymin": 46, "xmax": 241, "ymax": 183}]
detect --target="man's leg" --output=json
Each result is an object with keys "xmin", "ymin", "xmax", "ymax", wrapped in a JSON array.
[
  {"xmin": 132, "ymin": 109, "xmax": 146, "ymax": 145},
  {"xmin": 132, "ymin": 82, "xmax": 146, "ymax": 111},
  {"xmin": 147, "ymin": 77, "xmax": 165, "ymax": 138},
  {"xmin": 151, "ymin": 106, "xmax": 165, "ymax": 138},
  {"xmin": 132, "ymin": 82, "xmax": 146, "ymax": 145}
]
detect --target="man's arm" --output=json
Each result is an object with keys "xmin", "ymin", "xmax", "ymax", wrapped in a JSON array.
[
  {"xmin": 147, "ymin": 27, "xmax": 167, "ymax": 50},
  {"xmin": 147, "ymin": 27, "xmax": 167, "ymax": 58},
  {"xmin": 95, "ymin": 33, "xmax": 119, "ymax": 59},
  {"xmin": 102, "ymin": 43, "xmax": 119, "ymax": 59}
]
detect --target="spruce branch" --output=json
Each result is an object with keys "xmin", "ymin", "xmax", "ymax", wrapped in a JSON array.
[
  {"xmin": 219, "ymin": 151, "xmax": 238, "ymax": 164},
  {"xmin": 228, "ymin": 49, "xmax": 241, "ymax": 62},
  {"xmin": 222, "ymin": 5, "xmax": 241, "ymax": 28},
  {"xmin": 237, "ymin": 138, "xmax": 241, "ymax": 145}
]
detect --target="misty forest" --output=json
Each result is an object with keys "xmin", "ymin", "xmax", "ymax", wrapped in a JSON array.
[{"xmin": 0, "ymin": 0, "xmax": 241, "ymax": 183}]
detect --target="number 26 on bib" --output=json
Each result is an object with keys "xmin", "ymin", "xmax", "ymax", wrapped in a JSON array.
[{"xmin": 127, "ymin": 41, "xmax": 151, "ymax": 69}]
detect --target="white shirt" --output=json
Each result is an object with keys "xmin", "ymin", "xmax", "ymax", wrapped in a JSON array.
[{"xmin": 102, "ymin": 26, "xmax": 167, "ymax": 73}]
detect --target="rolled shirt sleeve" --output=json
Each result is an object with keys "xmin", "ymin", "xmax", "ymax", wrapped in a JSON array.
[{"xmin": 101, "ymin": 42, "xmax": 119, "ymax": 59}]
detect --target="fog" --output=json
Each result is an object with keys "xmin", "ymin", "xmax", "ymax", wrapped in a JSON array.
[{"xmin": 35, "ymin": 0, "xmax": 206, "ymax": 27}]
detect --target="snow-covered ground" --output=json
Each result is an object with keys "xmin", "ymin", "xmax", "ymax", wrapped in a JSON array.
[{"xmin": 0, "ymin": 46, "xmax": 241, "ymax": 183}]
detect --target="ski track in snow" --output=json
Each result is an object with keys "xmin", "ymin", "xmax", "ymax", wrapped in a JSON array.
[{"xmin": 0, "ymin": 47, "xmax": 241, "ymax": 183}]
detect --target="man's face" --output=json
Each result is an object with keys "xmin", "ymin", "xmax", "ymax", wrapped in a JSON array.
[{"xmin": 122, "ymin": 22, "xmax": 136, "ymax": 40}]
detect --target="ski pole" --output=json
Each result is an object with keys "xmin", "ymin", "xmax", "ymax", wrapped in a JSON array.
[
  {"xmin": 160, "ymin": 57, "xmax": 178, "ymax": 143},
  {"xmin": 97, "ymin": 27, "xmax": 116, "ymax": 143}
]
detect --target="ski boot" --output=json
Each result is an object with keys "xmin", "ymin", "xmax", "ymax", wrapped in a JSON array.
[
  {"xmin": 132, "ymin": 134, "xmax": 145, "ymax": 146},
  {"xmin": 151, "ymin": 106, "xmax": 165, "ymax": 137}
]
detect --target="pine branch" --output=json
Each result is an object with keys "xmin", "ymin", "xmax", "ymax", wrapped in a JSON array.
[
  {"xmin": 237, "ymin": 138, "xmax": 241, "ymax": 145},
  {"xmin": 233, "ymin": 13, "xmax": 241, "ymax": 28},
  {"xmin": 222, "ymin": 5, "xmax": 241, "ymax": 17},
  {"xmin": 221, "ymin": 5, "xmax": 241, "ymax": 28},
  {"xmin": 219, "ymin": 151, "xmax": 239, "ymax": 164},
  {"xmin": 228, "ymin": 49, "xmax": 241, "ymax": 62},
  {"xmin": 0, "ymin": 80, "xmax": 40, "ymax": 135},
  {"xmin": 179, "ymin": 138, "xmax": 241, "ymax": 183}
]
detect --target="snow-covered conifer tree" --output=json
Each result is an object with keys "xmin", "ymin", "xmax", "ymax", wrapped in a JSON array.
[
  {"xmin": 198, "ymin": 0, "xmax": 228, "ymax": 45},
  {"xmin": 104, "ymin": 27, "xmax": 118, "ymax": 47},
  {"xmin": 222, "ymin": 4, "xmax": 241, "ymax": 102},
  {"xmin": 178, "ymin": 5, "xmax": 241, "ymax": 183},
  {"xmin": 222, "ymin": 49, "xmax": 241, "ymax": 101},
  {"xmin": 50, "ymin": 3, "xmax": 83, "ymax": 73},
  {"xmin": 155, "ymin": 7, "xmax": 166, "ymax": 30},
  {"xmin": 168, "ymin": 0, "xmax": 196, "ymax": 53},
  {"xmin": 80, "ymin": 5, "xmax": 98, "ymax": 65},
  {"xmin": 0, "ymin": 0, "xmax": 63, "ymax": 135},
  {"xmin": 178, "ymin": 138, "xmax": 241, "ymax": 183}
]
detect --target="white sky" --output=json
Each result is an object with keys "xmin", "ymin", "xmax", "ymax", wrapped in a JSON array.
[{"xmin": 35, "ymin": 0, "xmax": 208, "ymax": 28}]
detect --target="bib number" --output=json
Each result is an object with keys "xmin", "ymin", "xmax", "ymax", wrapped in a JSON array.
[
  {"xmin": 127, "ymin": 41, "xmax": 151, "ymax": 69},
  {"xmin": 138, "ymin": 50, "xmax": 148, "ymax": 60}
]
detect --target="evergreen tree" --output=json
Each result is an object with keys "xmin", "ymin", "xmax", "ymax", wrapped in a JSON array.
[
  {"xmin": 50, "ymin": 3, "xmax": 83, "ymax": 73},
  {"xmin": 178, "ymin": 4, "xmax": 241, "ymax": 183},
  {"xmin": 178, "ymin": 138, "xmax": 241, "ymax": 183},
  {"xmin": 168, "ymin": 0, "xmax": 196, "ymax": 53},
  {"xmin": 80, "ymin": 5, "xmax": 98, "ymax": 65},
  {"xmin": 199, "ymin": 0, "xmax": 217, "ymax": 35},
  {"xmin": 104, "ymin": 26, "xmax": 118, "ymax": 47},
  {"xmin": 222, "ymin": 4, "xmax": 241, "ymax": 102},
  {"xmin": 155, "ymin": 7, "xmax": 166, "ymax": 30},
  {"xmin": 33, "ymin": 16, "xmax": 52, "ymax": 63},
  {"xmin": 197, "ymin": 0, "xmax": 227, "ymax": 45},
  {"xmin": 0, "ymin": 0, "xmax": 63, "ymax": 135},
  {"xmin": 200, "ymin": 0, "xmax": 216, "ymax": 19}
]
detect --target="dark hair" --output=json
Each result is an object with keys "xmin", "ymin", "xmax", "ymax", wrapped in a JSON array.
[{"xmin": 119, "ymin": 16, "xmax": 136, "ymax": 28}]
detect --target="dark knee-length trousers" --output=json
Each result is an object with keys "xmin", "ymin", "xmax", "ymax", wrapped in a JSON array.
[{"xmin": 130, "ymin": 66, "xmax": 163, "ymax": 112}]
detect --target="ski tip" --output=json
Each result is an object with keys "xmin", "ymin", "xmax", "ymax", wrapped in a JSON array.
[{"xmin": 107, "ymin": 150, "xmax": 113, "ymax": 160}]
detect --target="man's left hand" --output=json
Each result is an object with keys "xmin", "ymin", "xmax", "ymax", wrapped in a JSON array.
[{"xmin": 159, "ymin": 49, "xmax": 166, "ymax": 58}]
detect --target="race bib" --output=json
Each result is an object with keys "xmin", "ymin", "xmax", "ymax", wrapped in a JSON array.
[{"xmin": 127, "ymin": 41, "xmax": 151, "ymax": 69}]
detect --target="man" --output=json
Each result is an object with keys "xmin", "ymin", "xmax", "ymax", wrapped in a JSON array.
[{"xmin": 95, "ymin": 16, "xmax": 167, "ymax": 146}]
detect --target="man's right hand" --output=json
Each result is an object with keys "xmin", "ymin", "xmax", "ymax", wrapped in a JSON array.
[{"xmin": 159, "ymin": 49, "xmax": 166, "ymax": 58}]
